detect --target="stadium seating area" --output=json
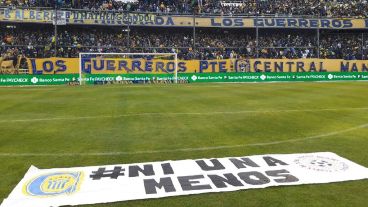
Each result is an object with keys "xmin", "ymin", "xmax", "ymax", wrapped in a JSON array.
[
  {"xmin": 1, "ymin": 25, "xmax": 367, "ymax": 60},
  {"xmin": 1, "ymin": 0, "xmax": 367, "ymax": 17}
]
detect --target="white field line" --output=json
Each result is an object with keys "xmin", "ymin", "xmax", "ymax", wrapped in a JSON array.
[
  {"xmin": 0, "ymin": 122, "xmax": 367, "ymax": 157},
  {"xmin": 1, "ymin": 107, "xmax": 368, "ymax": 123}
]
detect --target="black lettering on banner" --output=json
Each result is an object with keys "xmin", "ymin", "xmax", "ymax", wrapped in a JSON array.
[
  {"xmin": 129, "ymin": 164, "xmax": 154, "ymax": 177},
  {"xmin": 362, "ymin": 64, "xmax": 368, "ymax": 72},
  {"xmin": 266, "ymin": 170, "xmax": 299, "ymax": 183},
  {"xmin": 319, "ymin": 62, "xmax": 327, "ymax": 72},
  {"xmin": 178, "ymin": 175, "xmax": 212, "ymax": 191},
  {"xmin": 263, "ymin": 156, "xmax": 288, "ymax": 166},
  {"xmin": 144, "ymin": 177, "xmax": 176, "ymax": 194},
  {"xmin": 196, "ymin": 159, "xmax": 225, "ymax": 171},
  {"xmin": 208, "ymin": 173, "xmax": 244, "ymax": 188},
  {"xmin": 286, "ymin": 62, "xmax": 294, "ymax": 72},
  {"xmin": 296, "ymin": 62, "xmax": 306, "ymax": 72},
  {"xmin": 230, "ymin": 158, "xmax": 260, "ymax": 169},
  {"xmin": 238, "ymin": 171, "xmax": 271, "ymax": 185},
  {"xmin": 310, "ymin": 62, "xmax": 317, "ymax": 72},
  {"xmin": 161, "ymin": 163, "xmax": 174, "ymax": 175},
  {"xmin": 90, "ymin": 167, "xmax": 125, "ymax": 180}
]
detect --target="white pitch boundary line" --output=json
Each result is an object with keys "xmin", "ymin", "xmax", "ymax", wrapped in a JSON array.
[
  {"xmin": 1, "ymin": 107, "xmax": 368, "ymax": 123},
  {"xmin": 0, "ymin": 122, "xmax": 367, "ymax": 157}
]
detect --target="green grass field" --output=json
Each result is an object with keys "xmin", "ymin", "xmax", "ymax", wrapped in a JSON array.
[{"xmin": 0, "ymin": 82, "xmax": 368, "ymax": 207}]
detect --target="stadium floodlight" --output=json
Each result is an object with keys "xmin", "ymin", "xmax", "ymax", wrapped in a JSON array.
[{"xmin": 78, "ymin": 53, "xmax": 178, "ymax": 85}]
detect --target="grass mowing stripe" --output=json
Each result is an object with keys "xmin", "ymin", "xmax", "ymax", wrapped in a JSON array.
[
  {"xmin": 0, "ymin": 107, "xmax": 368, "ymax": 123},
  {"xmin": 0, "ymin": 122, "xmax": 366, "ymax": 157}
]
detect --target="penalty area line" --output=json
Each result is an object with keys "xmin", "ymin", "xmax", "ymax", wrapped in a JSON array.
[{"xmin": 0, "ymin": 122, "xmax": 367, "ymax": 157}]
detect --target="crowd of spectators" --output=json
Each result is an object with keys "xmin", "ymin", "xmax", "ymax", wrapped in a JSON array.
[
  {"xmin": 1, "ymin": 26, "xmax": 367, "ymax": 60},
  {"xmin": 208, "ymin": 0, "xmax": 368, "ymax": 17},
  {"xmin": 1, "ymin": 0, "xmax": 368, "ymax": 17},
  {"xmin": 0, "ymin": 47, "xmax": 28, "ymax": 74}
]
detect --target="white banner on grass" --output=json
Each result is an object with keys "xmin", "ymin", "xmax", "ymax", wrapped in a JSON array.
[{"xmin": 1, "ymin": 152, "xmax": 368, "ymax": 207}]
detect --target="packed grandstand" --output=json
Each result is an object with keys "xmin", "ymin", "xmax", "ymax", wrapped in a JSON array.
[{"xmin": 0, "ymin": 0, "xmax": 367, "ymax": 74}]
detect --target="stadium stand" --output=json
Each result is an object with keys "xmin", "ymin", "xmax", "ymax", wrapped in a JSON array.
[
  {"xmin": 1, "ymin": 0, "xmax": 367, "ymax": 17},
  {"xmin": 1, "ymin": 25, "xmax": 367, "ymax": 60},
  {"xmin": 0, "ymin": 0, "xmax": 368, "ymax": 74}
]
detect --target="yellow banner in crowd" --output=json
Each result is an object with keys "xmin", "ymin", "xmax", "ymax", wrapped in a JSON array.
[
  {"xmin": 1, "ymin": 8, "xmax": 367, "ymax": 29},
  {"xmin": 27, "ymin": 58, "xmax": 368, "ymax": 74}
]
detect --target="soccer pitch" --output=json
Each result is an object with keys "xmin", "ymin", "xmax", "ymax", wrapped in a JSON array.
[{"xmin": 0, "ymin": 82, "xmax": 368, "ymax": 207}]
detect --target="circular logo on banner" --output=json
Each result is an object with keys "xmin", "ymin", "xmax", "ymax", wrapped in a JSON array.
[
  {"xmin": 23, "ymin": 172, "xmax": 84, "ymax": 197},
  {"xmin": 31, "ymin": 77, "xmax": 39, "ymax": 84},
  {"xmin": 116, "ymin": 76, "xmax": 123, "ymax": 81},
  {"xmin": 294, "ymin": 155, "xmax": 349, "ymax": 172},
  {"xmin": 191, "ymin": 75, "xmax": 198, "ymax": 81}
]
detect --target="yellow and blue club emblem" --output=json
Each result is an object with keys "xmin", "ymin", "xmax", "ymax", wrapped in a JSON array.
[{"xmin": 23, "ymin": 172, "xmax": 83, "ymax": 197}]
